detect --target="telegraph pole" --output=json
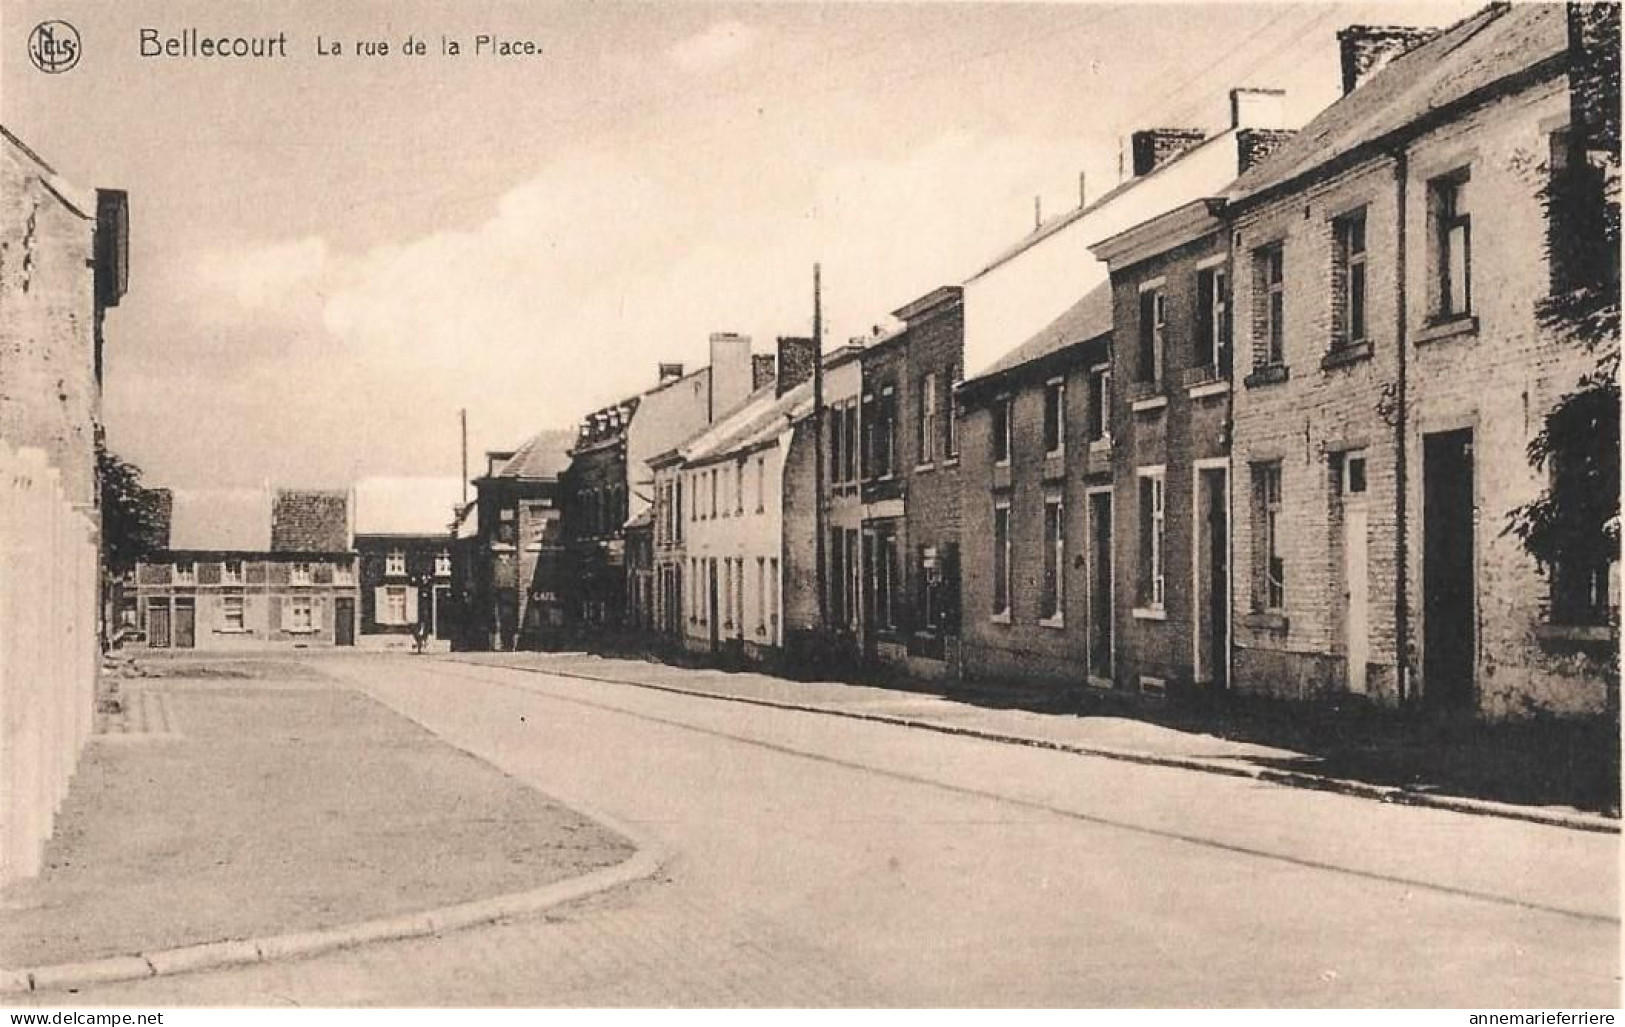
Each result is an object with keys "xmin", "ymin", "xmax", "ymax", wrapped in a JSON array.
[
  {"xmin": 812, "ymin": 263, "xmax": 828, "ymax": 631},
  {"xmin": 460, "ymin": 408, "xmax": 469, "ymax": 508}
]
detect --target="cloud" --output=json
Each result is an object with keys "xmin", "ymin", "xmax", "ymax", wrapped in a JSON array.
[
  {"xmin": 666, "ymin": 20, "xmax": 758, "ymax": 74},
  {"xmin": 196, "ymin": 236, "xmax": 330, "ymax": 312}
]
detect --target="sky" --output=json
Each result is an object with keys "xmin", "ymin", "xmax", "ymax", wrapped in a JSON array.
[{"xmin": 2, "ymin": 0, "xmax": 1482, "ymax": 490}]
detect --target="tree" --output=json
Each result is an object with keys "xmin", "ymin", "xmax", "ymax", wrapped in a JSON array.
[
  {"xmin": 97, "ymin": 441, "xmax": 167, "ymax": 576},
  {"xmin": 1507, "ymin": 3, "xmax": 1622, "ymax": 627}
]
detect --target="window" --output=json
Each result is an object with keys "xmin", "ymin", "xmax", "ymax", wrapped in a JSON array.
[
  {"xmin": 736, "ymin": 459, "xmax": 745, "ymax": 515},
  {"xmin": 1546, "ymin": 127, "xmax": 1616, "ymax": 294},
  {"xmin": 768, "ymin": 557, "xmax": 780, "ymax": 633},
  {"xmin": 1332, "ymin": 209, "xmax": 1368, "ymax": 348},
  {"xmin": 1254, "ymin": 463, "xmax": 1285, "ymax": 611},
  {"xmin": 992, "ymin": 397, "xmax": 1012, "ymax": 465},
  {"xmin": 876, "ymin": 386, "xmax": 897, "ymax": 478},
  {"xmin": 334, "ymin": 558, "xmax": 355, "ymax": 585},
  {"xmin": 1341, "ymin": 451, "xmax": 1367, "ymax": 496},
  {"xmin": 289, "ymin": 596, "xmax": 314, "ymax": 632},
  {"xmin": 1431, "ymin": 171, "xmax": 1471, "ymax": 319},
  {"xmin": 434, "ymin": 551, "xmax": 451, "ymax": 577},
  {"xmin": 1137, "ymin": 469, "xmax": 1166, "ymax": 611},
  {"xmin": 755, "ymin": 456, "xmax": 765, "ymax": 513},
  {"xmin": 1254, "ymin": 244, "xmax": 1285, "ymax": 367},
  {"xmin": 1041, "ymin": 494, "xmax": 1065, "ymax": 623},
  {"xmin": 843, "ymin": 403, "xmax": 859, "ymax": 483},
  {"xmin": 222, "ymin": 560, "xmax": 243, "ymax": 585},
  {"xmin": 945, "ymin": 371, "xmax": 961, "ymax": 460},
  {"xmin": 385, "ymin": 586, "xmax": 408, "ymax": 625},
  {"xmin": 175, "ymin": 560, "xmax": 195, "ymax": 585},
  {"xmin": 756, "ymin": 557, "xmax": 767, "ymax": 633},
  {"xmin": 222, "ymin": 595, "xmax": 245, "ymax": 631},
  {"xmin": 710, "ymin": 468, "xmax": 718, "ymax": 518},
  {"xmin": 675, "ymin": 479, "xmax": 684, "ymax": 541},
  {"xmin": 830, "ymin": 403, "xmax": 845, "ymax": 486},
  {"xmin": 291, "ymin": 562, "xmax": 312, "ymax": 586},
  {"xmin": 386, "ymin": 548, "xmax": 406, "ymax": 576},
  {"xmin": 1137, "ymin": 287, "xmax": 1165, "ymax": 383},
  {"xmin": 917, "ymin": 372, "xmax": 937, "ymax": 465},
  {"xmin": 1087, "ymin": 364, "xmax": 1112, "ymax": 444},
  {"xmin": 992, "ymin": 499, "xmax": 1011, "ymax": 618},
  {"xmin": 1196, "ymin": 266, "xmax": 1231, "ymax": 373},
  {"xmin": 1043, "ymin": 379, "xmax": 1065, "ymax": 454}
]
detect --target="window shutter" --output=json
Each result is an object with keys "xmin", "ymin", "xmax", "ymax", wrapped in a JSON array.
[
  {"xmin": 406, "ymin": 587, "xmax": 420, "ymax": 624},
  {"xmin": 374, "ymin": 586, "xmax": 390, "ymax": 625},
  {"xmin": 272, "ymin": 596, "xmax": 283, "ymax": 630}
]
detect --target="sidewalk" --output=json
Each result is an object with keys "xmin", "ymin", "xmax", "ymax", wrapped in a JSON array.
[
  {"xmin": 0, "ymin": 662, "xmax": 636, "ymax": 973},
  {"xmin": 453, "ymin": 650, "xmax": 1621, "ymax": 830}
]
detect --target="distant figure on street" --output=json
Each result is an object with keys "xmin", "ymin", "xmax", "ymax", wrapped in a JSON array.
[{"xmin": 411, "ymin": 618, "xmax": 430, "ymax": 655}]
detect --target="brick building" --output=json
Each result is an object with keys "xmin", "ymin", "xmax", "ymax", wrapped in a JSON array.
[
  {"xmin": 1224, "ymin": 3, "xmax": 1615, "ymax": 717},
  {"xmin": 352, "ymin": 476, "xmax": 461, "ymax": 648},
  {"xmin": 1092, "ymin": 200, "xmax": 1234, "ymax": 696},
  {"xmin": 561, "ymin": 395, "xmax": 637, "ymax": 632},
  {"xmin": 132, "ymin": 488, "xmax": 360, "ymax": 649},
  {"xmin": 958, "ymin": 285, "xmax": 1113, "ymax": 686},
  {"xmin": 857, "ymin": 327, "xmax": 910, "ymax": 669},
  {"xmin": 455, "ymin": 431, "xmax": 572, "ymax": 650},
  {"xmin": 796, "ymin": 342, "xmax": 865, "ymax": 664}
]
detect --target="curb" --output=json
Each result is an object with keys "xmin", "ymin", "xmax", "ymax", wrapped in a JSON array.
[
  {"xmin": 452, "ymin": 656, "xmax": 1621, "ymax": 836},
  {"xmin": 4, "ymin": 828, "xmax": 669, "ymax": 997}
]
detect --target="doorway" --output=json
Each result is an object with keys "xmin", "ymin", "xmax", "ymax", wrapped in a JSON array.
[
  {"xmin": 1339, "ymin": 451, "xmax": 1370, "ymax": 694},
  {"xmin": 707, "ymin": 558, "xmax": 720, "ymax": 654},
  {"xmin": 334, "ymin": 597, "xmax": 355, "ymax": 646},
  {"xmin": 1193, "ymin": 465, "xmax": 1228, "ymax": 688},
  {"xmin": 148, "ymin": 600, "xmax": 171, "ymax": 648},
  {"xmin": 173, "ymin": 599, "xmax": 196, "ymax": 649},
  {"xmin": 1087, "ymin": 489, "xmax": 1113, "ymax": 684},
  {"xmin": 1423, "ymin": 429, "xmax": 1475, "ymax": 711}
]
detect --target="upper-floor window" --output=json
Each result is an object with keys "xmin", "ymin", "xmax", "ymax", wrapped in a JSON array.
[
  {"xmin": 1255, "ymin": 244, "xmax": 1285, "ymax": 367},
  {"xmin": 917, "ymin": 373, "xmax": 937, "ymax": 465},
  {"xmin": 1196, "ymin": 266, "xmax": 1231, "ymax": 374},
  {"xmin": 843, "ymin": 403, "xmax": 859, "ymax": 482},
  {"xmin": 1333, "ymin": 207, "xmax": 1369, "ymax": 347},
  {"xmin": 386, "ymin": 547, "xmax": 406, "ymax": 576},
  {"xmin": 735, "ymin": 458, "xmax": 745, "ymax": 515},
  {"xmin": 1043, "ymin": 378, "xmax": 1065, "ymax": 455},
  {"xmin": 1087, "ymin": 364, "xmax": 1112, "ymax": 444},
  {"xmin": 865, "ymin": 385, "xmax": 897, "ymax": 480},
  {"xmin": 829, "ymin": 400, "xmax": 847, "ymax": 486},
  {"xmin": 334, "ymin": 558, "xmax": 355, "ymax": 585},
  {"xmin": 1137, "ymin": 286, "xmax": 1166, "ymax": 384},
  {"xmin": 991, "ymin": 396, "xmax": 1012, "ymax": 465},
  {"xmin": 709, "ymin": 468, "xmax": 718, "ymax": 518},
  {"xmin": 174, "ymin": 560, "xmax": 195, "ymax": 585},
  {"xmin": 222, "ymin": 559, "xmax": 243, "ymax": 585},
  {"xmin": 755, "ymin": 456, "xmax": 765, "ymax": 513},
  {"xmin": 1430, "ymin": 170, "xmax": 1472, "ymax": 320},
  {"xmin": 434, "ymin": 551, "xmax": 451, "ymax": 577},
  {"xmin": 945, "ymin": 371, "xmax": 961, "ymax": 460},
  {"xmin": 291, "ymin": 561, "xmax": 312, "ymax": 586},
  {"xmin": 675, "ymin": 479, "xmax": 684, "ymax": 541}
]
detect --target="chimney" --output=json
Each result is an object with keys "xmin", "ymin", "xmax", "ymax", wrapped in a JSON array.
[
  {"xmin": 1337, "ymin": 25, "xmax": 1436, "ymax": 95},
  {"xmin": 1131, "ymin": 128, "xmax": 1206, "ymax": 177},
  {"xmin": 657, "ymin": 362, "xmax": 685, "ymax": 385},
  {"xmin": 1237, "ymin": 127, "xmax": 1296, "ymax": 173},
  {"xmin": 752, "ymin": 353, "xmax": 777, "ymax": 391},
  {"xmin": 1229, "ymin": 87, "xmax": 1287, "ymax": 130},
  {"xmin": 775, "ymin": 336, "xmax": 817, "ymax": 397},
  {"xmin": 1078, "ymin": 171, "xmax": 1087, "ymax": 209},
  {"xmin": 1034, "ymin": 195, "xmax": 1043, "ymax": 230},
  {"xmin": 707, "ymin": 332, "xmax": 752, "ymax": 421},
  {"xmin": 486, "ymin": 450, "xmax": 515, "ymax": 476}
]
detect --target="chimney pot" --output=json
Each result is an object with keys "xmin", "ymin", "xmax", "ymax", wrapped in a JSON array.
[{"xmin": 1079, "ymin": 171, "xmax": 1087, "ymax": 209}]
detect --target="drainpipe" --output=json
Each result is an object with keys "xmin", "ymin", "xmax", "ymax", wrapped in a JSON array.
[{"xmin": 1392, "ymin": 147, "xmax": 1412, "ymax": 707}]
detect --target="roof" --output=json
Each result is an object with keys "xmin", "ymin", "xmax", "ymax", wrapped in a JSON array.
[
  {"xmin": 166, "ymin": 488, "xmax": 273, "ymax": 552},
  {"xmin": 271, "ymin": 490, "xmax": 349, "ymax": 552},
  {"xmin": 494, "ymin": 429, "xmax": 574, "ymax": 480},
  {"xmin": 965, "ymin": 129, "xmax": 1236, "ymax": 283},
  {"xmin": 689, "ymin": 382, "xmax": 814, "ymax": 465},
  {"xmin": 963, "ymin": 280, "xmax": 1114, "ymax": 391},
  {"xmin": 891, "ymin": 285, "xmax": 963, "ymax": 323},
  {"xmin": 1228, "ymin": 3, "xmax": 1567, "ymax": 206},
  {"xmin": 1089, "ymin": 197, "xmax": 1227, "ymax": 271},
  {"xmin": 352, "ymin": 476, "xmax": 463, "ymax": 537}
]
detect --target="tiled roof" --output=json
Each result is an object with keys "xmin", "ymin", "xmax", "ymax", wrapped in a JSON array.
[
  {"xmin": 353, "ymin": 476, "xmax": 464, "ymax": 537},
  {"xmin": 271, "ymin": 490, "xmax": 349, "ymax": 552},
  {"xmin": 1228, "ymin": 3, "xmax": 1566, "ymax": 205},
  {"xmin": 495, "ymin": 429, "xmax": 574, "ymax": 480},
  {"xmin": 964, "ymin": 280, "xmax": 1114, "ymax": 388},
  {"xmin": 165, "ymin": 488, "xmax": 272, "ymax": 552}
]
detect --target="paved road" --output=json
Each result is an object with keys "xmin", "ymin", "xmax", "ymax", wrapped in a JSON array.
[{"xmin": 39, "ymin": 655, "xmax": 1619, "ymax": 1007}]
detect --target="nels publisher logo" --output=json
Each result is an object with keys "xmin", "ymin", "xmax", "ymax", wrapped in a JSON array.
[{"xmin": 28, "ymin": 20, "xmax": 81, "ymax": 74}]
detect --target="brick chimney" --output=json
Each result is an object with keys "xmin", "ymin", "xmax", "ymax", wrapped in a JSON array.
[
  {"xmin": 752, "ymin": 353, "xmax": 777, "ymax": 391},
  {"xmin": 775, "ymin": 337, "xmax": 817, "ymax": 397},
  {"xmin": 1237, "ymin": 128, "xmax": 1296, "ymax": 173},
  {"xmin": 657, "ymin": 362, "xmax": 685, "ymax": 385},
  {"xmin": 1337, "ymin": 25, "xmax": 1436, "ymax": 95},
  {"xmin": 708, "ymin": 332, "xmax": 752, "ymax": 419},
  {"xmin": 1131, "ymin": 128, "xmax": 1206, "ymax": 177}
]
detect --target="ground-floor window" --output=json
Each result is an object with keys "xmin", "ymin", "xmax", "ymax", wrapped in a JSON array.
[
  {"xmin": 1136, "ymin": 468, "xmax": 1165, "ymax": 612},
  {"xmin": 992, "ymin": 500, "xmax": 1011, "ymax": 618},
  {"xmin": 289, "ymin": 596, "xmax": 314, "ymax": 632},
  {"xmin": 1042, "ymin": 493, "xmax": 1065, "ymax": 623},
  {"xmin": 222, "ymin": 595, "xmax": 245, "ymax": 631}
]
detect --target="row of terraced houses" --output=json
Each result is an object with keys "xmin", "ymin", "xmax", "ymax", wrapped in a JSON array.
[{"xmin": 456, "ymin": 4, "xmax": 1615, "ymax": 722}]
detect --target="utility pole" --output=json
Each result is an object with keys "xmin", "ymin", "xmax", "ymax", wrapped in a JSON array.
[
  {"xmin": 460, "ymin": 408, "xmax": 469, "ymax": 508},
  {"xmin": 812, "ymin": 263, "xmax": 828, "ymax": 632}
]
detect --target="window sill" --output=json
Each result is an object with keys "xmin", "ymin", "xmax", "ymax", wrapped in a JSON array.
[
  {"xmin": 1039, "ymin": 616, "xmax": 1065, "ymax": 630},
  {"xmin": 1244, "ymin": 364, "xmax": 1290, "ymax": 388},
  {"xmin": 1087, "ymin": 674, "xmax": 1114, "ymax": 690},
  {"xmin": 285, "ymin": 627, "xmax": 318, "ymax": 636},
  {"xmin": 1415, "ymin": 314, "xmax": 1478, "ymax": 345},
  {"xmin": 1087, "ymin": 438, "xmax": 1113, "ymax": 454},
  {"xmin": 1534, "ymin": 622, "xmax": 1615, "ymax": 644},
  {"xmin": 1244, "ymin": 611, "xmax": 1289, "ymax": 632},
  {"xmin": 989, "ymin": 611, "xmax": 1012, "ymax": 625},
  {"xmin": 1322, "ymin": 340, "xmax": 1373, "ymax": 370},
  {"xmin": 993, "ymin": 460, "xmax": 1010, "ymax": 470},
  {"xmin": 942, "ymin": 457, "xmax": 960, "ymax": 469},
  {"xmin": 915, "ymin": 462, "xmax": 935, "ymax": 474},
  {"xmin": 1130, "ymin": 395, "xmax": 1168, "ymax": 414},
  {"xmin": 1187, "ymin": 379, "xmax": 1230, "ymax": 400},
  {"xmin": 213, "ymin": 628, "xmax": 250, "ymax": 635},
  {"xmin": 1131, "ymin": 606, "xmax": 1167, "ymax": 621}
]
